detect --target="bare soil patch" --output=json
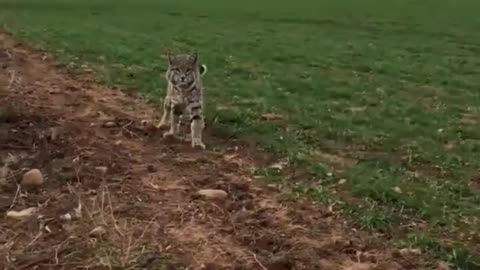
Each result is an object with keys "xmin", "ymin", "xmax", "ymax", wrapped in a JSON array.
[{"xmin": 0, "ymin": 33, "xmax": 429, "ymax": 269}]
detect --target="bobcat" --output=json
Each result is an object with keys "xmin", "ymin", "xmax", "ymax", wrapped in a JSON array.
[{"xmin": 156, "ymin": 51, "xmax": 208, "ymax": 149}]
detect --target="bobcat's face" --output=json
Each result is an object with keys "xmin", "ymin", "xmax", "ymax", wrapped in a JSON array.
[{"xmin": 166, "ymin": 52, "xmax": 207, "ymax": 88}]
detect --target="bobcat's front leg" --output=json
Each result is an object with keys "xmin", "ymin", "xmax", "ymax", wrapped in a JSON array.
[
  {"xmin": 156, "ymin": 98, "xmax": 170, "ymax": 129},
  {"xmin": 188, "ymin": 103, "xmax": 205, "ymax": 149},
  {"xmin": 176, "ymin": 114, "xmax": 191, "ymax": 142},
  {"xmin": 190, "ymin": 115, "xmax": 205, "ymax": 149},
  {"xmin": 163, "ymin": 104, "xmax": 180, "ymax": 138}
]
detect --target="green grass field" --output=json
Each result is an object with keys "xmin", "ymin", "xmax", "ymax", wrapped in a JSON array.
[{"xmin": 1, "ymin": 0, "xmax": 480, "ymax": 268}]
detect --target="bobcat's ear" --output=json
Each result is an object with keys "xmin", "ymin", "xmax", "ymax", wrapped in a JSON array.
[
  {"xmin": 190, "ymin": 51, "xmax": 198, "ymax": 64},
  {"xmin": 166, "ymin": 50, "xmax": 174, "ymax": 65}
]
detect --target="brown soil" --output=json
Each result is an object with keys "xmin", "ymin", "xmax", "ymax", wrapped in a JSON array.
[{"xmin": 0, "ymin": 33, "xmax": 430, "ymax": 270}]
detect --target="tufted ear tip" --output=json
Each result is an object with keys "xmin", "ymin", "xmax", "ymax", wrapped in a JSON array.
[
  {"xmin": 165, "ymin": 49, "xmax": 174, "ymax": 64},
  {"xmin": 190, "ymin": 50, "xmax": 198, "ymax": 64}
]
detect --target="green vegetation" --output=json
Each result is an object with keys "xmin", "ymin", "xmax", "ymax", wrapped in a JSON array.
[{"xmin": 1, "ymin": 0, "xmax": 480, "ymax": 268}]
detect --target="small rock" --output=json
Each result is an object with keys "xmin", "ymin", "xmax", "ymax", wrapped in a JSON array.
[
  {"xmin": 6, "ymin": 207, "xmax": 38, "ymax": 219},
  {"xmin": 21, "ymin": 169, "xmax": 44, "ymax": 187},
  {"xmin": 103, "ymin": 121, "xmax": 116, "ymax": 128},
  {"xmin": 59, "ymin": 213, "xmax": 72, "ymax": 221},
  {"xmin": 95, "ymin": 166, "xmax": 108, "ymax": 175},
  {"xmin": 44, "ymin": 225, "xmax": 52, "ymax": 233},
  {"xmin": 269, "ymin": 160, "xmax": 288, "ymax": 171},
  {"xmin": 397, "ymin": 248, "xmax": 422, "ymax": 256},
  {"xmin": 435, "ymin": 261, "xmax": 450, "ymax": 270},
  {"xmin": 196, "ymin": 189, "xmax": 228, "ymax": 200},
  {"xmin": 338, "ymin": 178, "xmax": 347, "ymax": 185},
  {"xmin": 393, "ymin": 186, "xmax": 402, "ymax": 194},
  {"xmin": 140, "ymin": 119, "xmax": 151, "ymax": 126},
  {"xmin": 89, "ymin": 226, "xmax": 107, "ymax": 238}
]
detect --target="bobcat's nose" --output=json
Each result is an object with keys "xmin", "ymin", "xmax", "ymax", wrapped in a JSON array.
[{"xmin": 180, "ymin": 76, "xmax": 186, "ymax": 82}]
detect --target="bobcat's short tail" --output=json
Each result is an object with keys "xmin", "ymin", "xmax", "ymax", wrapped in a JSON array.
[{"xmin": 200, "ymin": 64, "xmax": 208, "ymax": 76}]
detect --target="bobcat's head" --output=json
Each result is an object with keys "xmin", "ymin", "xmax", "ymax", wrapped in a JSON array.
[{"xmin": 166, "ymin": 51, "xmax": 207, "ymax": 88}]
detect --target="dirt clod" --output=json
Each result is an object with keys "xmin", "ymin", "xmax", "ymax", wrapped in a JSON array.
[{"xmin": 21, "ymin": 168, "xmax": 44, "ymax": 187}]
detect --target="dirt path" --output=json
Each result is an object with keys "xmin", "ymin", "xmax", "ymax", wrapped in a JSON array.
[{"xmin": 0, "ymin": 33, "xmax": 426, "ymax": 270}]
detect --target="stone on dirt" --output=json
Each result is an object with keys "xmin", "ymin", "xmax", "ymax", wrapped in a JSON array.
[
  {"xmin": 89, "ymin": 226, "xmax": 107, "ymax": 238},
  {"xmin": 397, "ymin": 248, "xmax": 422, "ymax": 256},
  {"xmin": 95, "ymin": 166, "xmax": 108, "ymax": 175},
  {"xmin": 196, "ymin": 189, "xmax": 228, "ymax": 200},
  {"xmin": 21, "ymin": 168, "xmax": 44, "ymax": 187},
  {"xmin": 337, "ymin": 178, "xmax": 347, "ymax": 185},
  {"xmin": 103, "ymin": 121, "xmax": 117, "ymax": 128},
  {"xmin": 6, "ymin": 207, "xmax": 38, "ymax": 219},
  {"xmin": 435, "ymin": 261, "xmax": 450, "ymax": 270}
]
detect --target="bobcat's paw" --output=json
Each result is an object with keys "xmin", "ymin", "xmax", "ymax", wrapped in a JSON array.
[
  {"xmin": 163, "ymin": 131, "xmax": 175, "ymax": 138},
  {"xmin": 155, "ymin": 120, "xmax": 168, "ymax": 129},
  {"xmin": 191, "ymin": 140, "xmax": 206, "ymax": 149}
]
